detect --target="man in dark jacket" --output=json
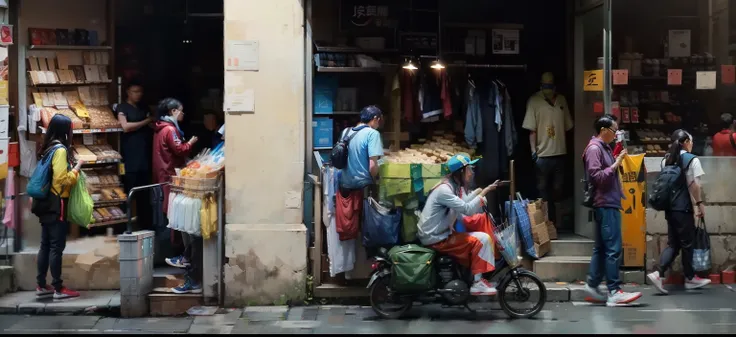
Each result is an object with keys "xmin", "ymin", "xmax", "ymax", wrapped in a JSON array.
[{"xmin": 582, "ymin": 115, "xmax": 642, "ymax": 306}]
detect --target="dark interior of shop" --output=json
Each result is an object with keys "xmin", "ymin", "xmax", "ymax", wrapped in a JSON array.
[
  {"xmin": 311, "ymin": 0, "xmax": 572, "ymax": 202},
  {"xmin": 114, "ymin": 0, "xmax": 224, "ymax": 155}
]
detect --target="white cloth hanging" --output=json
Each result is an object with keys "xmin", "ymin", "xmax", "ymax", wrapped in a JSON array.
[{"xmin": 322, "ymin": 167, "xmax": 355, "ymax": 277}]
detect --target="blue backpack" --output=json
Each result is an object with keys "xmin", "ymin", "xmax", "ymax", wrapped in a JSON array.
[{"xmin": 27, "ymin": 144, "xmax": 64, "ymax": 199}]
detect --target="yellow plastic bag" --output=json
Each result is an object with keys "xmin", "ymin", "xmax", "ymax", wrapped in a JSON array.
[{"xmin": 200, "ymin": 195, "xmax": 218, "ymax": 239}]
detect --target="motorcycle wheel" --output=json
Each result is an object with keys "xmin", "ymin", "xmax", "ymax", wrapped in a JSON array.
[
  {"xmin": 498, "ymin": 269, "xmax": 547, "ymax": 319},
  {"xmin": 369, "ymin": 275, "xmax": 413, "ymax": 319}
]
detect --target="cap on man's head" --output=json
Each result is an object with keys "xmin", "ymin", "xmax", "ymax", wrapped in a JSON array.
[
  {"xmin": 360, "ymin": 105, "xmax": 383, "ymax": 123},
  {"xmin": 446, "ymin": 153, "xmax": 479, "ymax": 174},
  {"xmin": 541, "ymin": 72, "xmax": 555, "ymax": 85}
]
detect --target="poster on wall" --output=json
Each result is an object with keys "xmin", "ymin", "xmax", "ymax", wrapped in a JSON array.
[
  {"xmin": 225, "ymin": 40, "xmax": 259, "ymax": 72},
  {"xmin": 668, "ymin": 30, "xmax": 691, "ymax": 58},
  {"xmin": 339, "ymin": 0, "xmax": 398, "ymax": 32},
  {"xmin": 492, "ymin": 29, "xmax": 520, "ymax": 55}
]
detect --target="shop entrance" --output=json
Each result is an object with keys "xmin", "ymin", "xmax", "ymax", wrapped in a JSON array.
[
  {"xmin": 9, "ymin": 0, "xmax": 224, "ymax": 307},
  {"xmin": 307, "ymin": 0, "xmax": 573, "ymax": 296}
]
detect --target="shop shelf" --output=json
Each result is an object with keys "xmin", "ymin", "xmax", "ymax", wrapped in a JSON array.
[
  {"xmin": 316, "ymin": 66, "xmax": 384, "ymax": 73},
  {"xmin": 83, "ymin": 158, "xmax": 121, "ymax": 165},
  {"xmin": 314, "ymin": 111, "xmax": 361, "ymax": 115},
  {"xmin": 314, "ymin": 45, "xmax": 398, "ymax": 54},
  {"xmin": 87, "ymin": 218, "xmax": 128, "ymax": 228},
  {"xmin": 94, "ymin": 199, "xmax": 126, "ymax": 206},
  {"xmin": 29, "ymin": 81, "xmax": 113, "ymax": 88},
  {"xmin": 29, "ymin": 45, "xmax": 112, "ymax": 51},
  {"xmin": 39, "ymin": 126, "xmax": 123, "ymax": 134}
]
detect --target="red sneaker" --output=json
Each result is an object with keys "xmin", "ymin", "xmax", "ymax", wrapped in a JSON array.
[
  {"xmin": 35, "ymin": 285, "xmax": 54, "ymax": 297},
  {"xmin": 53, "ymin": 287, "xmax": 80, "ymax": 299}
]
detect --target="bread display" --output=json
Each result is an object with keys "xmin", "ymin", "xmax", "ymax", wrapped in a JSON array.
[{"xmin": 384, "ymin": 135, "xmax": 476, "ymax": 164}]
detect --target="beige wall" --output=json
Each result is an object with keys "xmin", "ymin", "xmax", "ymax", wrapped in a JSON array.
[
  {"xmin": 223, "ymin": 0, "xmax": 305, "ymax": 225},
  {"xmin": 223, "ymin": 0, "xmax": 308, "ymax": 305}
]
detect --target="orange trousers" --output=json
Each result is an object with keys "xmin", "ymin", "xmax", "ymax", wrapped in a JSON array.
[{"xmin": 430, "ymin": 213, "xmax": 497, "ymax": 275}]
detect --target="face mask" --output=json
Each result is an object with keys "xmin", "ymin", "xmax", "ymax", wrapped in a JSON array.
[{"xmin": 541, "ymin": 83, "xmax": 555, "ymax": 98}]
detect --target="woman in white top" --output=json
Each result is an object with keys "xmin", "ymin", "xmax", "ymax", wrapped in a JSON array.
[{"xmin": 647, "ymin": 129, "xmax": 711, "ymax": 294}]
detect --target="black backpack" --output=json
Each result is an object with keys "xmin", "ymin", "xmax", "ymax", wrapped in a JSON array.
[
  {"xmin": 330, "ymin": 125, "xmax": 369, "ymax": 169},
  {"xmin": 648, "ymin": 153, "xmax": 695, "ymax": 211}
]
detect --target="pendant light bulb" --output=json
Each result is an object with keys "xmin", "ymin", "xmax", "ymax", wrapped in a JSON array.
[
  {"xmin": 431, "ymin": 59, "xmax": 445, "ymax": 70},
  {"xmin": 402, "ymin": 58, "xmax": 418, "ymax": 70}
]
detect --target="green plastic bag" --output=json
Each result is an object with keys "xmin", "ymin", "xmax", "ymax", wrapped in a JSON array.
[{"xmin": 68, "ymin": 172, "xmax": 94, "ymax": 228}]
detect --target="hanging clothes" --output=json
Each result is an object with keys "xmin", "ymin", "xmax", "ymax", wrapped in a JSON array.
[
  {"xmin": 3, "ymin": 168, "xmax": 14, "ymax": 229},
  {"xmin": 419, "ymin": 70, "xmax": 443, "ymax": 120},
  {"xmin": 464, "ymin": 78, "xmax": 482, "ymax": 148},
  {"xmin": 322, "ymin": 167, "xmax": 355, "ymax": 277},
  {"xmin": 500, "ymin": 81, "xmax": 518, "ymax": 157},
  {"xmin": 440, "ymin": 70, "xmax": 453, "ymax": 119},
  {"xmin": 400, "ymin": 70, "xmax": 420, "ymax": 123}
]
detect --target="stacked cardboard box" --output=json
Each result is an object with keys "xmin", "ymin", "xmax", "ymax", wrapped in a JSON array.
[{"xmin": 527, "ymin": 199, "xmax": 551, "ymax": 257}]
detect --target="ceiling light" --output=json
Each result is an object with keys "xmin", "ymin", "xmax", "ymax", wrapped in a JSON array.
[
  {"xmin": 431, "ymin": 59, "xmax": 445, "ymax": 70},
  {"xmin": 402, "ymin": 58, "xmax": 418, "ymax": 70}
]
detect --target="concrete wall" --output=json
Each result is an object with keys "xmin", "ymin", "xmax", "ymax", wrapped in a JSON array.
[
  {"xmin": 644, "ymin": 157, "xmax": 736, "ymax": 274},
  {"xmin": 223, "ymin": 0, "xmax": 307, "ymax": 305}
]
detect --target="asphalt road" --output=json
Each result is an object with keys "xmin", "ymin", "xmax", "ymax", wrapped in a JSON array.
[{"xmin": 0, "ymin": 285, "xmax": 734, "ymax": 334}]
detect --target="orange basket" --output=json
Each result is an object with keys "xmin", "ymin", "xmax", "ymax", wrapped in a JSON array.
[{"xmin": 171, "ymin": 172, "xmax": 221, "ymax": 192}]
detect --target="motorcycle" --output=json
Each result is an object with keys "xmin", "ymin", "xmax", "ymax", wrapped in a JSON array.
[{"xmin": 367, "ymin": 210, "xmax": 547, "ymax": 320}]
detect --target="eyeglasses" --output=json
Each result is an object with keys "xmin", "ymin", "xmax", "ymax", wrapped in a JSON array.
[{"xmin": 606, "ymin": 127, "xmax": 618, "ymax": 134}]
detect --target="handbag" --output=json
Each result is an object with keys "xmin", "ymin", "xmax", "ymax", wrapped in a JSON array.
[
  {"xmin": 692, "ymin": 218, "xmax": 711, "ymax": 272},
  {"xmin": 362, "ymin": 197, "xmax": 401, "ymax": 247},
  {"xmin": 505, "ymin": 193, "xmax": 538, "ymax": 259}
]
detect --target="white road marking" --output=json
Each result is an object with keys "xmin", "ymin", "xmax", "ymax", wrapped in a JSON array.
[{"xmin": 638, "ymin": 308, "xmax": 735, "ymax": 312}]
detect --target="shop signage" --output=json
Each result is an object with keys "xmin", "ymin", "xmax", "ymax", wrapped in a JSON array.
[
  {"xmin": 339, "ymin": 0, "xmax": 397, "ymax": 31},
  {"xmin": 721, "ymin": 65, "xmax": 735, "ymax": 85},
  {"xmin": 667, "ymin": 69, "xmax": 682, "ymax": 86},
  {"xmin": 583, "ymin": 70, "xmax": 603, "ymax": 91}
]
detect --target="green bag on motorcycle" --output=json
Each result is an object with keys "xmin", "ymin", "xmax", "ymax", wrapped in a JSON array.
[{"xmin": 387, "ymin": 244, "xmax": 436, "ymax": 292}]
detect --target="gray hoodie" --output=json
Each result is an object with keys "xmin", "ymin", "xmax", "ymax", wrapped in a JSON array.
[{"xmin": 416, "ymin": 179, "xmax": 486, "ymax": 246}]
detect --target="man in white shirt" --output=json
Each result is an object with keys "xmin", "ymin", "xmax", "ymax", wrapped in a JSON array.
[{"xmin": 522, "ymin": 72, "xmax": 574, "ymax": 227}]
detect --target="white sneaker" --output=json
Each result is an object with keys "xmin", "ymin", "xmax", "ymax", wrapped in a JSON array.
[
  {"xmin": 583, "ymin": 284, "xmax": 607, "ymax": 303},
  {"xmin": 685, "ymin": 276, "xmax": 711, "ymax": 290},
  {"xmin": 470, "ymin": 279, "xmax": 497, "ymax": 296},
  {"xmin": 606, "ymin": 290, "xmax": 642, "ymax": 307},
  {"xmin": 647, "ymin": 271, "xmax": 668, "ymax": 295}
]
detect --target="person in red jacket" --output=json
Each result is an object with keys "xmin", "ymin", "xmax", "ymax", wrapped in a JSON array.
[{"xmin": 152, "ymin": 98, "xmax": 202, "ymax": 294}]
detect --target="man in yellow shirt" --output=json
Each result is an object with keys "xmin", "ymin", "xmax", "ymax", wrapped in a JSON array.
[{"xmin": 522, "ymin": 72, "xmax": 574, "ymax": 228}]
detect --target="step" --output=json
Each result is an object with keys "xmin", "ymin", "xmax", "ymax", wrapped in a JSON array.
[
  {"xmin": 0, "ymin": 290, "xmax": 119, "ymax": 314},
  {"xmin": 533, "ymin": 255, "xmax": 591, "ymax": 282},
  {"xmin": 533, "ymin": 255, "xmax": 647, "ymax": 284},
  {"xmin": 153, "ymin": 267, "xmax": 186, "ymax": 289},
  {"xmin": 148, "ymin": 293, "xmax": 203, "ymax": 316},
  {"xmin": 0, "ymin": 266, "xmax": 13, "ymax": 295},
  {"xmin": 549, "ymin": 235, "xmax": 595, "ymax": 257}
]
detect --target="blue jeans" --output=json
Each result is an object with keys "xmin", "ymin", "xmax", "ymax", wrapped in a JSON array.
[{"xmin": 587, "ymin": 207, "xmax": 622, "ymax": 293}]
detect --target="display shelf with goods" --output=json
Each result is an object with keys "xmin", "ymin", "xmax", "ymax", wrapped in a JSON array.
[
  {"xmin": 613, "ymin": 52, "xmax": 716, "ymax": 156},
  {"xmin": 26, "ymin": 26, "xmax": 123, "ymax": 236}
]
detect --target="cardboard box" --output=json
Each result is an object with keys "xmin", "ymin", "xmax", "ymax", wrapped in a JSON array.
[
  {"xmin": 312, "ymin": 117, "xmax": 333, "ymax": 148},
  {"xmin": 314, "ymin": 76, "xmax": 338, "ymax": 114},
  {"xmin": 532, "ymin": 222, "xmax": 550, "ymax": 245},
  {"xmin": 534, "ymin": 241, "xmax": 551, "ymax": 258},
  {"xmin": 546, "ymin": 221, "xmax": 558, "ymax": 240}
]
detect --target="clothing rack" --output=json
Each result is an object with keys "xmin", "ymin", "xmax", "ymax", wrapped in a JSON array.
[{"xmin": 446, "ymin": 63, "xmax": 527, "ymax": 70}]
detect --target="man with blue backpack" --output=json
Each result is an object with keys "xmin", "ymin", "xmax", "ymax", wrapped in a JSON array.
[{"xmin": 646, "ymin": 129, "xmax": 711, "ymax": 294}]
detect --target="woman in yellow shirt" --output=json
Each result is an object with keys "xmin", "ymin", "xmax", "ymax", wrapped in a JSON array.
[{"xmin": 31, "ymin": 115, "xmax": 84, "ymax": 299}]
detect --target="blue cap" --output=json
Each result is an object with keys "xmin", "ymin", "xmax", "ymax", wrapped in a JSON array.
[
  {"xmin": 360, "ymin": 105, "xmax": 383, "ymax": 123},
  {"xmin": 446, "ymin": 154, "xmax": 479, "ymax": 174}
]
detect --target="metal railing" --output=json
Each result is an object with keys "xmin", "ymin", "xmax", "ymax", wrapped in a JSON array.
[{"xmin": 125, "ymin": 182, "xmax": 170, "ymax": 234}]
